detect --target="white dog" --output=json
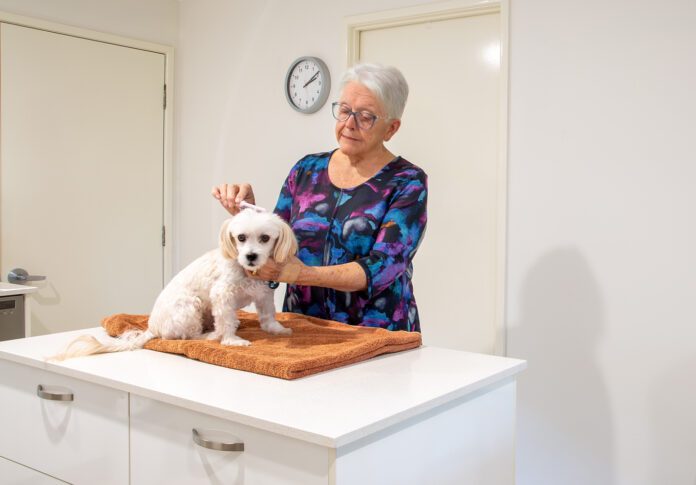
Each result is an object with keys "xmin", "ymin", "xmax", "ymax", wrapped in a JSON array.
[{"xmin": 52, "ymin": 209, "xmax": 297, "ymax": 360}]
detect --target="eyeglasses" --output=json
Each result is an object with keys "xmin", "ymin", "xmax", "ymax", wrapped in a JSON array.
[{"xmin": 331, "ymin": 102, "xmax": 385, "ymax": 130}]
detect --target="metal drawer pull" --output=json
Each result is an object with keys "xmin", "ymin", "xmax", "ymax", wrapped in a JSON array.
[
  {"xmin": 37, "ymin": 384, "xmax": 74, "ymax": 401},
  {"xmin": 192, "ymin": 428, "xmax": 244, "ymax": 452}
]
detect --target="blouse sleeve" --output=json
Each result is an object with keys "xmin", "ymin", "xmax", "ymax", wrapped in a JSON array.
[
  {"xmin": 354, "ymin": 172, "xmax": 428, "ymax": 299},
  {"xmin": 273, "ymin": 164, "xmax": 299, "ymax": 223}
]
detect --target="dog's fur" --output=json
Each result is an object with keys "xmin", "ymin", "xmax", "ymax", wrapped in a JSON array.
[{"xmin": 51, "ymin": 209, "xmax": 297, "ymax": 360}]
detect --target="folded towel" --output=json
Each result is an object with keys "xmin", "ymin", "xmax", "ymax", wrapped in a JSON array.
[{"xmin": 101, "ymin": 311, "xmax": 421, "ymax": 380}]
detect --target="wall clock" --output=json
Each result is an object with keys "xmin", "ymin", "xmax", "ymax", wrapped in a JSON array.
[{"xmin": 284, "ymin": 56, "xmax": 331, "ymax": 114}]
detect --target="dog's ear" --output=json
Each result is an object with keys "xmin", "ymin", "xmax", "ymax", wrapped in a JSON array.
[
  {"xmin": 219, "ymin": 218, "xmax": 238, "ymax": 260},
  {"xmin": 273, "ymin": 217, "xmax": 298, "ymax": 264}
]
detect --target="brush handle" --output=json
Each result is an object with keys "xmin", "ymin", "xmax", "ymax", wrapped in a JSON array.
[{"xmin": 238, "ymin": 201, "xmax": 267, "ymax": 212}]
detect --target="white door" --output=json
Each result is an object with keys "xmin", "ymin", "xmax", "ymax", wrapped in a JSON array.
[
  {"xmin": 357, "ymin": 10, "xmax": 503, "ymax": 353},
  {"xmin": 0, "ymin": 23, "xmax": 165, "ymax": 335}
]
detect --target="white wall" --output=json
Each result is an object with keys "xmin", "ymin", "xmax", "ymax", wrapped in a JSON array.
[
  {"xmin": 507, "ymin": 0, "xmax": 696, "ymax": 484},
  {"xmin": 0, "ymin": 0, "xmax": 178, "ymax": 45}
]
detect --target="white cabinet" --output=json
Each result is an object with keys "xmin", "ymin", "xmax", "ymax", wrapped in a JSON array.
[
  {"xmin": 130, "ymin": 384, "xmax": 516, "ymax": 485},
  {"xmin": 130, "ymin": 395, "xmax": 329, "ymax": 485},
  {"xmin": 332, "ymin": 380, "xmax": 517, "ymax": 484},
  {"xmin": 0, "ymin": 359, "xmax": 129, "ymax": 484},
  {"xmin": 0, "ymin": 456, "xmax": 67, "ymax": 484}
]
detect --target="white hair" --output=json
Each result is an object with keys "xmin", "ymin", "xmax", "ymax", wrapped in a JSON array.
[{"xmin": 340, "ymin": 63, "xmax": 409, "ymax": 119}]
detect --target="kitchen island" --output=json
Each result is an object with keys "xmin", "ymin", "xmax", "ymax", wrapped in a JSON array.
[{"xmin": 0, "ymin": 327, "xmax": 526, "ymax": 484}]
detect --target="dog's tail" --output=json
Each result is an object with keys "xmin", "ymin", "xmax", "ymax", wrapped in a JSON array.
[{"xmin": 47, "ymin": 329, "xmax": 155, "ymax": 362}]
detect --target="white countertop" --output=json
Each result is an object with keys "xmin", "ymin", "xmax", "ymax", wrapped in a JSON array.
[
  {"xmin": 0, "ymin": 282, "xmax": 37, "ymax": 296},
  {"xmin": 0, "ymin": 328, "xmax": 526, "ymax": 448}
]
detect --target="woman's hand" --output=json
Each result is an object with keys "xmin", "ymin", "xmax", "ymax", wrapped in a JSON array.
[
  {"xmin": 212, "ymin": 183, "xmax": 255, "ymax": 215},
  {"xmin": 246, "ymin": 256, "xmax": 305, "ymax": 284}
]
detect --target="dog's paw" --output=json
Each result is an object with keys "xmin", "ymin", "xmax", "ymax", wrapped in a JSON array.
[
  {"xmin": 220, "ymin": 336, "xmax": 251, "ymax": 346},
  {"xmin": 274, "ymin": 326, "xmax": 292, "ymax": 336},
  {"xmin": 263, "ymin": 321, "xmax": 292, "ymax": 336},
  {"xmin": 205, "ymin": 331, "xmax": 223, "ymax": 341}
]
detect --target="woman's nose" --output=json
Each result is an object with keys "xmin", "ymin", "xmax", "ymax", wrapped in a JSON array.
[{"xmin": 344, "ymin": 112, "xmax": 358, "ymax": 129}]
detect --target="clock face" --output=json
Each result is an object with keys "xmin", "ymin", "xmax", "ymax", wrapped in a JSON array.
[{"xmin": 285, "ymin": 57, "xmax": 330, "ymax": 114}]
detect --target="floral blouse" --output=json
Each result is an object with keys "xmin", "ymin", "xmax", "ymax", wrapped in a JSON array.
[{"xmin": 273, "ymin": 150, "xmax": 428, "ymax": 332}]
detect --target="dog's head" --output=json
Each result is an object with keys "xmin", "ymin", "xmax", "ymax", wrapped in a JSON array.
[{"xmin": 219, "ymin": 210, "xmax": 298, "ymax": 271}]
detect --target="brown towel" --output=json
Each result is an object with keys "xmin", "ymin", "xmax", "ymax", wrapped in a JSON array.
[{"xmin": 101, "ymin": 311, "xmax": 421, "ymax": 380}]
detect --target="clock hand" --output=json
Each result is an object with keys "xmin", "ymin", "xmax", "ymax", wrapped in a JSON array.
[{"xmin": 303, "ymin": 71, "xmax": 320, "ymax": 88}]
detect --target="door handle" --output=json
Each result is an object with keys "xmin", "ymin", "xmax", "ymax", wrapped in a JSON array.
[{"xmin": 8, "ymin": 268, "xmax": 46, "ymax": 284}]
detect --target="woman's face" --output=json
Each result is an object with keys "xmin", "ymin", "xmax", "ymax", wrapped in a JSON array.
[{"xmin": 335, "ymin": 82, "xmax": 401, "ymax": 159}]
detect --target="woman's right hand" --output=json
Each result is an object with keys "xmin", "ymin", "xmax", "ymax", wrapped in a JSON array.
[{"xmin": 212, "ymin": 183, "xmax": 255, "ymax": 215}]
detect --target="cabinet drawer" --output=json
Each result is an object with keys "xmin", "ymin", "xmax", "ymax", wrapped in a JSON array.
[
  {"xmin": 0, "ymin": 360, "xmax": 129, "ymax": 484},
  {"xmin": 0, "ymin": 456, "xmax": 68, "ymax": 484},
  {"xmin": 130, "ymin": 395, "xmax": 330, "ymax": 485}
]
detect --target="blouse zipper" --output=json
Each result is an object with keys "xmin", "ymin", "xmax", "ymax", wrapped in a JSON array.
[{"xmin": 322, "ymin": 188, "xmax": 344, "ymax": 314}]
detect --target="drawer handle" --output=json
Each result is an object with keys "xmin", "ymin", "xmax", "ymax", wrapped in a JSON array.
[
  {"xmin": 192, "ymin": 428, "xmax": 244, "ymax": 452},
  {"xmin": 37, "ymin": 384, "xmax": 74, "ymax": 401}
]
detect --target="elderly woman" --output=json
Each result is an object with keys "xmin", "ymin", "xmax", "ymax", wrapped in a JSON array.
[{"xmin": 213, "ymin": 63, "xmax": 427, "ymax": 332}]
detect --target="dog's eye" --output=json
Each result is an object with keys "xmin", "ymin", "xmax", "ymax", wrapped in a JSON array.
[
  {"xmin": 260, "ymin": 235, "xmax": 270, "ymax": 243},
  {"xmin": 237, "ymin": 234, "xmax": 246, "ymax": 242}
]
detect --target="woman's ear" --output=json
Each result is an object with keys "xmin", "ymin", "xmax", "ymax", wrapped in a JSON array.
[
  {"xmin": 273, "ymin": 217, "xmax": 298, "ymax": 264},
  {"xmin": 383, "ymin": 119, "xmax": 401, "ymax": 141},
  {"xmin": 219, "ymin": 218, "xmax": 238, "ymax": 260}
]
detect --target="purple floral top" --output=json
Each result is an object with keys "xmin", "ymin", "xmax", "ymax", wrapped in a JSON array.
[{"xmin": 273, "ymin": 150, "xmax": 428, "ymax": 332}]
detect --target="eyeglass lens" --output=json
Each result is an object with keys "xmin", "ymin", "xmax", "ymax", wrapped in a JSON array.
[{"xmin": 332, "ymin": 103, "xmax": 377, "ymax": 129}]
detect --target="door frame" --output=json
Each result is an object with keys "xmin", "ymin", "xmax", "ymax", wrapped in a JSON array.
[
  {"xmin": 344, "ymin": 0, "xmax": 510, "ymax": 356},
  {"xmin": 0, "ymin": 10, "xmax": 174, "ymax": 285}
]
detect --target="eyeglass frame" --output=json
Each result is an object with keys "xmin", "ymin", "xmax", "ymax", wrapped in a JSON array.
[{"xmin": 331, "ymin": 102, "xmax": 389, "ymax": 130}]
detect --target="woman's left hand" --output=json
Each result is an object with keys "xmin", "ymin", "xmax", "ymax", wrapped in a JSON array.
[{"xmin": 246, "ymin": 256, "xmax": 304, "ymax": 284}]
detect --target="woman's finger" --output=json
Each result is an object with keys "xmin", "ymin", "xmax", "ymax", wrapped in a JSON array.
[
  {"xmin": 214, "ymin": 185, "xmax": 228, "ymax": 202},
  {"xmin": 245, "ymin": 268, "xmax": 262, "ymax": 279},
  {"xmin": 225, "ymin": 184, "xmax": 236, "ymax": 206},
  {"xmin": 211, "ymin": 184, "xmax": 236, "ymax": 214},
  {"xmin": 236, "ymin": 183, "xmax": 255, "ymax": 205},
  {"xmin": 213, "ymin": 183, "xmax": 255, "ymax": 214}
]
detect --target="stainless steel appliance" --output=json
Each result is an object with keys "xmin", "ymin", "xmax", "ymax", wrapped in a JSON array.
[{"xmin": 0, "ymin": 295, "xmax": 25, "ymax": 341}]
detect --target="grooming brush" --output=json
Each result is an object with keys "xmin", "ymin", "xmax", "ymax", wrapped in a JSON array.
[{"xmin": 238, "ymin": 201, "xmax": 267, "ymax": 212}]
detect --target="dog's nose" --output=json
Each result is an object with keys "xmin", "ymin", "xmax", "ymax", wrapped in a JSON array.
[{"xmin": 246, "ymin": 253, "xmax": 258, "ymax": 263}]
